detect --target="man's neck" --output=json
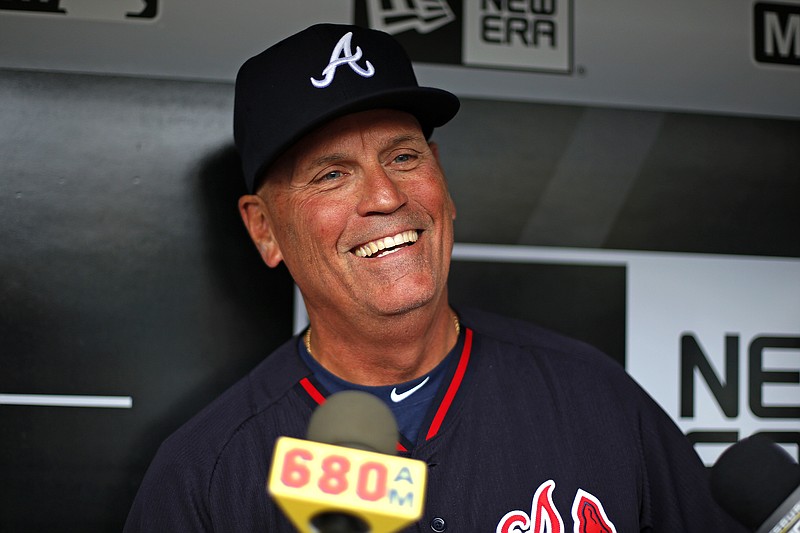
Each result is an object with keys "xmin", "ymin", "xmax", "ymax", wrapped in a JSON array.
[{"xmin": 304, "ymin": 303, "xmax": 458, "ymax": 386}]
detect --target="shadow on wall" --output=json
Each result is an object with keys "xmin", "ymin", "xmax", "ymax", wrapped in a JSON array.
[
  {"xmin": 196, "ymin": 143, "xmax": 295, "ymax": 314},
  {"xmin": 133, "ymin": 141, "xmax": 296, "ymax": 454},
  {"xmin": 122, "ymin": 144, "xmax": 295, "ymax": 524}
]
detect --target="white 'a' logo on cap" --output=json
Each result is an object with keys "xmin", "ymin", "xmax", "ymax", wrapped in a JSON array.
[{"xmin": 310, "ymin": 31, "xmax": 376, "ymax": 89}]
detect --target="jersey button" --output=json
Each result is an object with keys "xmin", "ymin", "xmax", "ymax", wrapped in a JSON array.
[{"xmin": 430, "ymin": 517, "xmax": 447, "ymax": 532}]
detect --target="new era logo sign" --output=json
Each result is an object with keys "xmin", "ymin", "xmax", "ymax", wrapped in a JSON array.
[
  {"xmin": 355, "ymin": 0, "xmax": 572, "ymax": 74},
  {"xmin": 365, "ymin": 0, "xmax": 456, "ymax": 35},
  {"xmin": 754, "ymin": 1, "xmax": 800, "ymax": 66}
]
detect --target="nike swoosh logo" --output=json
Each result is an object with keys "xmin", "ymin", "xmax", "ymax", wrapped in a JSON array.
[{"xmin": 390, "ymin": 376, "xmax": 430, "ymax": 403}]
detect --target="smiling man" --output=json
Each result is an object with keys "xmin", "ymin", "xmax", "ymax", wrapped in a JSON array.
[
  {"xmin": 239, "ymin": 109, "xmax": 458, "ymax": 387},
  {"xmin": 124, "ymin": 24, "xmax": 746, "ymax": 532}
]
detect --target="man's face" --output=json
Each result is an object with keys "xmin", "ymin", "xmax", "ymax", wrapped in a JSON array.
[{"xmin": 243, "ymin": 109, "xmax": 456, "ymax": 321}]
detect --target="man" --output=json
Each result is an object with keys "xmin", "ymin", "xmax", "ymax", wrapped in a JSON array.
[{"xmin": 125, "ymin": 24, "xmax": 745, "ymax": 531}]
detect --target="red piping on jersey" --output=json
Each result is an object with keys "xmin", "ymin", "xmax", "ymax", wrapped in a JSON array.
[
  {"xmin": 299, "ymin": 377, "xmax": 325, "ymax": 405},
  {"xmin": 298, "ymin": 327, "xmax": 474, "ymax": 447},
  {"xmin": 425, "ymin": 327, "xmax": 473, "ymax": 441}
]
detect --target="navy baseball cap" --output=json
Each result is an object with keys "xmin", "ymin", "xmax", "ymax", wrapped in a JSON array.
[{"xmin": 233, "ymin": 23, "xmax": 460, "ymax": 192}]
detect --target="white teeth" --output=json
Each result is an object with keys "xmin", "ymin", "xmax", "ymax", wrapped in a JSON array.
[{"xmin": 354, "ymin": 230, "xmax": 419, "ymax": 258}]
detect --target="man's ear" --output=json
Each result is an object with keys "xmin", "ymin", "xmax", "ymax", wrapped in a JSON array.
[{"xmin": 238, "ymin": 194, "xmax": 284, "ymax": 268}]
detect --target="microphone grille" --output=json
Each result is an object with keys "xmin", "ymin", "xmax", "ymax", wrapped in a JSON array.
[{"xmin": 306, "ymin": 390, "xmax": 398, "ymax": 456}]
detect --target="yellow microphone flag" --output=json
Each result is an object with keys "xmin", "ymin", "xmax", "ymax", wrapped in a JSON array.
[{"xmin": 268, "ymin": 436, "xmax": 427, "ymax": 533}]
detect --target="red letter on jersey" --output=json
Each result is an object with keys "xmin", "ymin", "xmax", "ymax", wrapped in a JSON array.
[
  {"xmin": 496, "ymin": 479, "xmax": 565, "ymax": 533},
  {"xmin": 571, "ymin": 489, "xmax": 617, "ymax": 533}
]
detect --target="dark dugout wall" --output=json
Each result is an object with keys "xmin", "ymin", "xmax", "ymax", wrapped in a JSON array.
[{"xmin": 0, "ymin": 70, "xmax": 296, "ymax": 529}]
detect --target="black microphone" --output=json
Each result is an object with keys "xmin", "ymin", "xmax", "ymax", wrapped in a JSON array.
[
  {"xmin": 268, "ymin": 390, "xmax": 427, "ymax": 533},
  {"xmin": 710, "ymin": 435, "xmax": 800, "ymax": 532}
]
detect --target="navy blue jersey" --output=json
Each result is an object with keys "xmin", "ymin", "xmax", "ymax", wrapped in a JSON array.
[{"xmin": 124, "ymin": 309, "xmax": 745, "ymax": 532}]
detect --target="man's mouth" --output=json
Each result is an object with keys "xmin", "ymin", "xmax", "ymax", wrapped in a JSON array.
[{"xmin": 353, "ymin": 230, "xmax": 419, "ymax": 258}]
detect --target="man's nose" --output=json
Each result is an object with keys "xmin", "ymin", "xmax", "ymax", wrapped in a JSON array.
[{"xmin": 356, "ymin": 165, "xmax": 407, "ymax": 216}]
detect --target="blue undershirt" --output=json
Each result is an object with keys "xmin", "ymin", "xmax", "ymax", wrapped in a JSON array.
[{"xmin": 298, "ymin": 335, "xmax": 457, "ymax": 443}]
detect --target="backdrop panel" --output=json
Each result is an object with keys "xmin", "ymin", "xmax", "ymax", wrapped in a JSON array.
[{"xmin": 0, "ymin": 70, "xmax": 295, "ymax": 530}]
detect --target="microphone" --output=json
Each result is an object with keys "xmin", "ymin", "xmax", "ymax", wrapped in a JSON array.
[
  {"xmin": 710, "ymin": 435, "xmax": 800, "ymax": 533},
  {"xmin": 268, "ymin": 390, "xmax": 427, "ymax": 532}
]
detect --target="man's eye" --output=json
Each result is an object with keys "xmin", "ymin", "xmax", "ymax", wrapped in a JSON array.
[
  {"xmin": 394, "ymin": 153, "xmax": 415, "ymax": 164},
  {"xmin": 319, "ymin": 170, "xmax": 343, "ymax": 181}
]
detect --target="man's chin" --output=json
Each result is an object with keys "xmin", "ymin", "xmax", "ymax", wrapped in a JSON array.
[{"xmin": 367, "ymin": 287, "xmax": 446, "ymax": 319}]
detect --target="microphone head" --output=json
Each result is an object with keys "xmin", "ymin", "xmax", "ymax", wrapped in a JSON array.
[
  {"xmin": 306, "ymin": 390, "xmax": 398, "ymax": 456},
  {"xmin": 710, "ymin": 435, "xmax": 800, "ymax": 530}
]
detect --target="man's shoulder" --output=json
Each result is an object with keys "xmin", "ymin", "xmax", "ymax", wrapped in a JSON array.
[
  {"xmin": 458, "ymin": 306, "xmax": 631, "ymax": 389},
  {"xmin": 155, "ymin": 336, "xmax": 307, "ymax": 466},
  {"xmin": 124, "ymin": 337, "xmax": 310, "ymax": 530},
  {"xmin": 459, "ymin": 307, "xmax": 609, "ymax": 361}
]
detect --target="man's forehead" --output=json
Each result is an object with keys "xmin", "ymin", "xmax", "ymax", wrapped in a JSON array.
[
  {"xmin": 273, "ymin": 110, "xmax": 426, "ymax": 174},
  {"xmin": 303, "ymin": 109, "xmax": 424, "ymax": 149}
]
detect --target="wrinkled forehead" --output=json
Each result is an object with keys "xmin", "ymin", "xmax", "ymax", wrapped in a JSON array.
[{"xmin": 259, "ymin": 109, "xmax": 426, "ymax": 189}]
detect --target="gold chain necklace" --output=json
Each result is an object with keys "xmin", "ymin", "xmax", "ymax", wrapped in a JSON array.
[{"xmin": 304, "ymin": 314, "xmax": 460, "ymax": 358}]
